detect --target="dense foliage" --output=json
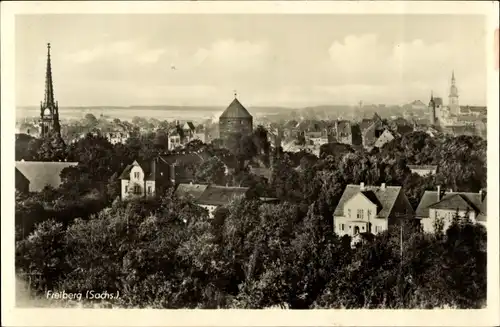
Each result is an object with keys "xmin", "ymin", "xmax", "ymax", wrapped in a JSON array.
[{"xmin": 15, "ymin": 129, "xmax": 487, "ymax": 308}]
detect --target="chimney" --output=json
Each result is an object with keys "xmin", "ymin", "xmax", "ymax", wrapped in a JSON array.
[
  {"xmin": 437, "ymin": 185, "xmax": 441, "ymax": 201},
  {"xmin": 360, "ymin": 182, "xmax": 365, "ymax": 191},
  {"xmin": 381, "ymin": 183, "xmax": 386, "ymax": 190},
  {"xmin": 169, "ymin": 164, "xmax": 176, "ymax": 184}
]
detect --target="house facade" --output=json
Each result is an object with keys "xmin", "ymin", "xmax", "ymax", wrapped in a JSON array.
[
  {"xmin": 408, "ymin": 165, "xmax": 438, "ymax": 177},
  {"xmin": 333, "ymin": 183, "xmax": 415, "ymax": 237},
  {"xmin": 119, "ymin": 153, "xmax": 210, "ymax": 200},
  {"xmin": 415, "ymin": 186, "xmax": 487, "ymax": 233}
]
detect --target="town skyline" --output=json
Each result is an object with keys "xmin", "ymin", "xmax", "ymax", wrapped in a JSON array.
[{"xmin": 16, "ymin": 14, "xmax": 487, "ymax": 108}]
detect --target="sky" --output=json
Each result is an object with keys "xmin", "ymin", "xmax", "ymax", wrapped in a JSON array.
[{"xmin": 15, "ymin": 14, "xmax": 487, "ymax": 107}]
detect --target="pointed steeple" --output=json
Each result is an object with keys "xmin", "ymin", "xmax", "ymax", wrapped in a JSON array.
[
  {"xmin": 451, "ymin": 70, "xmax": 455, "ymax": 84},
  {"xmin": 44, "ymin": 43, "xmax": 55, "ymax": 108}
]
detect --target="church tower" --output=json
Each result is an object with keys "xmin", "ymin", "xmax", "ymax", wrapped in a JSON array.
[
  {"xmin": 448, "ymin": 70, "xmax": 460, "ymax": 116},
  {"xmin": 39, "ymin": 43, "xmax": 61, "ymax": 138},
  {"xmin": 429, "ymin": 91, "xmax": 436, "ymax": 125}
]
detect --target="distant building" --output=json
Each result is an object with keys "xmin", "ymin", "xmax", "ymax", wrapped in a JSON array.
[
  {"xmin": 408, "ymin": 165, "xmax": 438, "ymax": 177},
  {"xmin": 168, "ymin": 121, "xmax": 205, "ymax": 150},
  {"xmin": 39, "ymin": 43, "xmax": 62, "ymax": 139},
  {"xmin": 333, "ymin": 183, "xmax": 415, "ymax": 238},
  {"xmin": 175, "ymin": 183, "xmax": 249, "ymax": 218},
  {"xmin": 15, "ymin": 161, "xmax": 79, "ymax": 192},
  {"xmin": 330, "ymin": 120, "xmax": 362, "ymax": 146},
  {"xmin": 360, "ymin": 113, "xmax": 387, "ymax": 148},
  {"xmin": 373, "ymin": 129, "xmax": 396, "ymax": 149},
  {"xmin": 415, "ymin": 186, "xmax": 487, "ymax": 233},
  {"xmin": 119, "ymin": 153, "xmax": 210, "ymax": 200},
  {"xmin": 219, "ymin": 94, "xmax": 253, "ymax": 141},
  {"xmin": 104, "ymin": 131, "xmax": 130, "ymax": 145}
]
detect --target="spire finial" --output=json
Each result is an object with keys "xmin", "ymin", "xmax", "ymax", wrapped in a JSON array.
[
  {"xmin": 452, "ymin": 70, "xmax": 455, "ymax": 82},
  {"xmin": 233, "ymin": 90, "xmax": 237, "ymax": 99},
  {"xmin": 431, "ymin": 90, "xmax": 433, "ymax": 99},
  {"xmin": 43, "ymin": 43, "xmax": 55, "ymax": 108}
]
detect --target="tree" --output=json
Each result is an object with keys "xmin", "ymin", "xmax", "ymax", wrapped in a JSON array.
[
  {"xmin": 16, "ymin": 220, "xmax": 67, "ymax": 293},
  {"xmin": 195, "ymin": 157, "xmax": 226, "ymax": 185}
]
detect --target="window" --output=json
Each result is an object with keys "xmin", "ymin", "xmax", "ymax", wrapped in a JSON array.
[
  {"xmin": 347, "ymin": 209, "xmax": 351, "ymax": 218},
  {"xmin": 357, "ymin": 209, "xmax": 364, "ymax": 219},
  {"xmin": 134, "ymin": 185, "xmax": 140, "ymax": 194},
  {"xmin": 340, "ymin": 223, "xmax": 345, "ymax": 231},
  {"xmin": 134, "ymin": 172, "xmax": 140, "ymax": 179},
  {"xmin": 148, "ymin": 186, "xmax": 152, "ymax": 194},
  {"xmin": 367, "ymin": 209, "xmax": 372, "ymax": 218},
  {"xmin": 362, "ymin": 226, "xmax": 365, "ymax": 231},
  {"xmin": 125, "ymin": 185, "xmax": 128, "ymax": 193}
]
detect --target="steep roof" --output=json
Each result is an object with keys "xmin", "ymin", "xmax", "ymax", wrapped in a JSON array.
[
  {"xmin": 333, "ymin": 184, "xmax": 403, "ymax": 219},
  {"xmin": 15, "ymin": 161, "xmax": 79, "ymax": 192},
  {"xmin": 175, "ymin": 183, "xmax": 209, "ymax": 201},
  {"xmin": 197, "ymin": 185, "xmax": 249, "ymax": 206},
  {"xmin": 415, "ymin": 190, "xmax": 486, "ymax": 221},
  {"xmin": 15, "ymin": 167, "xmax": 30, "ymax": 187},
  {"xmin": 157, "ymin": 152, "xmax": 210, "ymax": 166},
  {"xmin": 220, "ymin": 98, "xmax": 252, "ymax": 119}
]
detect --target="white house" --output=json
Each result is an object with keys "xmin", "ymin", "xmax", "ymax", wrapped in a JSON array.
[
  {"xmin": 415, "ymin": 186, "xmax": 487, "ymax": 233},
  {"xmin": 408, "ymin": 165, "xmax": 438, "ymax": 177},
  {"xmin": 333, "ymin": 182, "xmax": 415, "ymax": 238}
]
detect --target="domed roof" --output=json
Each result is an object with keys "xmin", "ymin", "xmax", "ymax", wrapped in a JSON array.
[{"xmin": 220, "ymin": 98, "xmax": 252, "ymax": 119}]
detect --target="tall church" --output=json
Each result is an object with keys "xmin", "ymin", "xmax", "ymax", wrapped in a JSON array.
[
  {"xmin": 39, "ymin": 43, "xmax": 62, "ymax": 139},
  {"xmin": 448, "ymin": 70, "xmax": 460, "ymax": 116},
  {"xmin": 428, "ymin": 70, "xmax": 461, "ymax": 126}
]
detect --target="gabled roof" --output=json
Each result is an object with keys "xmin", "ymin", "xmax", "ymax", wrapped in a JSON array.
[
  {"xmin": 119, "ymin": 158, "xmax": 171, "ymax": 181},
  {"xmin": 334, "ymin": 184, "xmax": 403, "ymax": 219},
  {"xmin": 428, "ymin": 194, "xmax": 476, "ymax": 212},
  {"xmin": 15, "ymin": 161, "xmax": 79, "ymax": 192},
  {"xmin": 374, "ymin": 129, "xmax": 395, "ymax": 148},
  {"xmin": 197, "ymin": 185, "xmax": 249, "ymax": 206},
  {"xmin": 415, "ymin": 190, "xmax": 486, "ymax": 221},
  {"xmin": 175, "ymin": 183, "xmax": 209, "ymax": 201},
  {"xmin": 15, "ymin": 167, "xmax": 30, "ymax": 185},
  {"xmin": 157, "ymin": 152, "xmax": 210, "ymax": 166},
  {"xmin": 182, "ymin": 122, "xmax": 196, "ymax": 131},
  {"xmin": 220, "ymin": 98, "xmax": 252, "ymax": 119}
]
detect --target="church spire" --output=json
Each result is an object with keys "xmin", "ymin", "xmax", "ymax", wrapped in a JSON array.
[
  {"xmin": 44, "ymin": 43, "xmax": 55, "ymax": 108},
  {"xmin": 451, "ymin": 70, "xmax": 456, "ymax": 85}
]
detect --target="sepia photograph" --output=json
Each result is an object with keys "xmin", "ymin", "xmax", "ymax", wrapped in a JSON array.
[{"xmin": 1, "ymin": 1, "xmax": 499, "ymax": 326}]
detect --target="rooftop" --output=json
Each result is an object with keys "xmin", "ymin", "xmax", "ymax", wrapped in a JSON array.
[
  {"xmin": 220, "ymin": 98, "xmax": 252, "ymax": 119},
  {"xmin": 15, "ymin": 161, "xmax": 79, "ymax": 192},
  {"xmin": 334, "ymin": 184, "xmax": 404, "ymax": 219},
  {"xmin": 415, "ymin": 190, "xmax": 487, "ymax": 221}
]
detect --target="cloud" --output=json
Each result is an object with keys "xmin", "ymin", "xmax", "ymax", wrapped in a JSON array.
[
  {"xmin": 326, "ymin": 34, "xmax": 483, "ymax": 86},
  {"xmin": 193, "ymin": 39, "xmax": 270, "ymax": 71},
  {"xmin": 65, "ymin": 40, "xmax": 136, "ymax": 63}
]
